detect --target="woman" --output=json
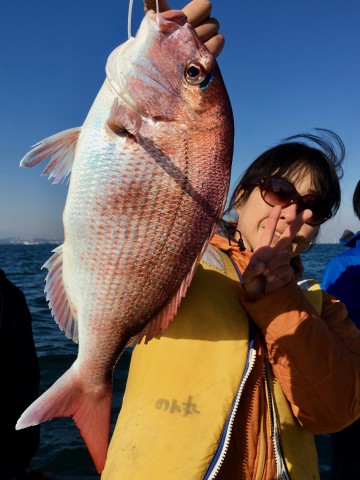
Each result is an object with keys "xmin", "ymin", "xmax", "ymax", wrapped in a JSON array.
[{"xmin": 101, "ymin": 129, "xmax": 360, "ymax": 479}]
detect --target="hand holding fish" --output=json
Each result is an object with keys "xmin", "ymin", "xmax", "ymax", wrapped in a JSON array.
[
  {"xmin": 144, "ymin": 0, "xmax": 224, "ymax": 56},
  {"xmin": 242, "ymin": 206, "xmax": 313, "ymax": 294}
]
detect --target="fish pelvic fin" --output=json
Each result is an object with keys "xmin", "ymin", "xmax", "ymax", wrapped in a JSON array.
[
  {"xmin": 43, "ymin": 244, "xmax": 79, "ymax": 342},
  {"xmin": 128, "ymin": 224, "xmax": 224, "ymax": 346},
  {"xmin": 128, "ymin": 256, "xmax": 201, "ymax": 346},
  {"xmin": 16, "ymin": 364, "xmax": 112, "ymax": 473},
  {"xmin": 20, "ymin": 127, "xmax": 81, "ymax": 184}
]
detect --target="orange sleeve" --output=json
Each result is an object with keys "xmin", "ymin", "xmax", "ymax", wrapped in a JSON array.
[{"xmin": 239, "ymin": 281, "xmax": 360, "ymax": 434}]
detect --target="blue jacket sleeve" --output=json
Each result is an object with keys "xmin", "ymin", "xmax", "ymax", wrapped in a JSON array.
[{"xmin": 322, "ymin": 255, "xmax": 360, "ymax": 328}]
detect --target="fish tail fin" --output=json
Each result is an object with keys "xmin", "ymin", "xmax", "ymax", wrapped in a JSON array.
[{"xmin": 16, "ymin": 364, "xmax": 112, "ymax": 473}]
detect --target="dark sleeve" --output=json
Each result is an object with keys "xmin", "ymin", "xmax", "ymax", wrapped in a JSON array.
[
  {"xmin": 0, "ymin": 273, "xmax": 41, "ymax": 471},
  {"xmin": 0, "ymin": 276, "xmax": 40, "ymax": 420},
  {"xmin": 322, "ymin": 257, "xmax": 360, "ymax": 328}
]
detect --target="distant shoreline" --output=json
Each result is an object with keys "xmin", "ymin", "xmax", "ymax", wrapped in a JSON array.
[{"xmin": 0, "ymin": 238, "xmax": 62, "ymax": 245}]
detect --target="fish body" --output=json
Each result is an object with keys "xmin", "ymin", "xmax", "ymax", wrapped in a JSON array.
[{"xmin": 16, "ymin": 10, "xmax": 234, "ymax": 472}]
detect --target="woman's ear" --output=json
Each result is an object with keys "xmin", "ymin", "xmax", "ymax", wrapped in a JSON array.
[{"xmin": 234, "ymin": 189, "xmax": 245, "ymax": 213}]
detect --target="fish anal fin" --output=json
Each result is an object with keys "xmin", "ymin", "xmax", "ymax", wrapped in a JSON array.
[
  {"xmin": 20, "ymin": 127, "xmax": 81, "ymax": 184},
  {"xmin": 16, "ymin": 364, "xmax": 112, "ymax": 473},
  {"xmin": 107, "ymin": 99, "xmax": 142, "ymax": 137},
  {"xmin": 42, "ymin": 244, "xmax": 79, "ymax": 342}
]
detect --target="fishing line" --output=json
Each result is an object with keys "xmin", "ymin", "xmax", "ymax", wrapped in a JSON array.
[
  {"xmin": 128, "ymin": 0, "xmax": 160, "ymax": 39},
  {"xmin": 128, "ymin": 0, "xmax": 134, "ymax": 39}
]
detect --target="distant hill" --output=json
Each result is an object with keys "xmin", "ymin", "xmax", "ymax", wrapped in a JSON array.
[{"xmin": 0, "ymin": 237, "xmax": 62, "ymax": 245}]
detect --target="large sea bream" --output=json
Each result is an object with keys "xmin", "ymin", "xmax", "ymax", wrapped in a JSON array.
[{"xmin": 16, "ymin": 9, "xmax": 234, "ymax": 472}]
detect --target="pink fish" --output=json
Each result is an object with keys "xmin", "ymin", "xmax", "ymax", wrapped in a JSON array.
[{"xmin": 16, "ymin": 9, "xmax": 234, "ymax": 472}]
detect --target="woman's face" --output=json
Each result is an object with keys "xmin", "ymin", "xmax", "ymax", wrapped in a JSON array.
[{"xmin": 235, "ymin": 171, "xmax": 320, "ymax": 256}]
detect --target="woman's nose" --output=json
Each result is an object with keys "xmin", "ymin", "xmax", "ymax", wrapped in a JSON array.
[{"xmin": 280, "ymin": 203, "xmax": 298, "ymax": 223}]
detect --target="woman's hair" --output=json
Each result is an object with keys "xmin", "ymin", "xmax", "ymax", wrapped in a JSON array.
[
  {"xmin": 225, "ymin": 129, "xmax": 345, "ymax": 220},
  {"xmin": 353, "ymin": 180, "xmax": 360, "ymax": 220}
]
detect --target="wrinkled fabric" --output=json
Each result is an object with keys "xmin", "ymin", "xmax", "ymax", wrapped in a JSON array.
[{"xmin": 212, "ymin": 234, "xmax": 360, "ymax": 434}]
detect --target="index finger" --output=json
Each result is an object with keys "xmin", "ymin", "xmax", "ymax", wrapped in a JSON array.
[
  {"xmin": 256, "ymin": 205, "xmax": 282, "ymax": 249},
  {"xmin": 182, "ymin": 0, "xmax": 212, "ymax": 26},
  {"xmin": 274, "ymin": 209, "xmax": 312, "ymax": 252}
]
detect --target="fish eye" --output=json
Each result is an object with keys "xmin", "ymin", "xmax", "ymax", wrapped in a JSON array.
[{"xmin": 185, "ymin": 62, "xmax": 207, "ymax": 85}]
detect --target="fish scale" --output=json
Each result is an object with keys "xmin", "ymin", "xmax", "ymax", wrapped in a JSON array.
[{"xmin": 16, "ymin": 9, "xmax": 234, "ymax": 472}]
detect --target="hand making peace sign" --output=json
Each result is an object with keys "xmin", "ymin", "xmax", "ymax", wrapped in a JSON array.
[{"xmin": 242, "ymin": 206, "xmax": 313, "ymax": 294}]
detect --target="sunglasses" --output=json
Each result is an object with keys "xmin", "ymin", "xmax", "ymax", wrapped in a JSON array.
[{"xmin": 259, "ymin": 176, "xmax": 332, "ymax": 226}]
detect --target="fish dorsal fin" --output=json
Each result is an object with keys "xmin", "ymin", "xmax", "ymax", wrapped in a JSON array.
[
  {"xmin": 43, "ymin": 244, "xmax": 79, "ymax": 342},
  {"xmin": 20, "ymin": 127, "xmax": 81, "ymax": 184}
]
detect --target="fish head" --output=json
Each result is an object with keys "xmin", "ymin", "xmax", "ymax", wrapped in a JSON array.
[{"xmin": 105, "ymin": 9, "xmax": 232, "ymax": 128}]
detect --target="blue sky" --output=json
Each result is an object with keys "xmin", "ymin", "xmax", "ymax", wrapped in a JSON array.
[{"xmin": 1, "ymin": 0, "xmax": 360, "ymax": 242}]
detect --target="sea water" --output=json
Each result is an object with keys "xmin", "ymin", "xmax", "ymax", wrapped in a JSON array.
[{"xmin": 0, "ymin": 243, "xmax": 346, "ymax": 478}]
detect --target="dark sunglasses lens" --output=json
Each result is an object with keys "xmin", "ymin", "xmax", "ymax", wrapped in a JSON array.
[
  {"xmin": 301, "ymin": 195, "xmax": 331, "ymax": 225},
  {"xmin": 261, "ymin": 177, "xmax": 331, "ymax": 225},
  {"xmin": 261, "ymin": 177, "xmax": 297, "ymax": 207}
]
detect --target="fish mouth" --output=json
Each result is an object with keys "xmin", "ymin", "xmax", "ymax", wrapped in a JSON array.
[
  {"xmin": 129, "ymin": 10, "xmax": 200, "ymax": 93},
  {"xmin": 153, "ymin": 10, "xmax": 188, "ymax": 32},
  {"xmin": 105, "ymin": 11, "xmax": 190, "ymax": 101},
  {"xmin": 106, "ymin": 9, "xmax": 209, "ymax": 120}
]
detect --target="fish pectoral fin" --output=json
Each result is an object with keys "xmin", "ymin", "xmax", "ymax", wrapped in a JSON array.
[
  {"xmin": 20, "ymin": 126, "xmax": 81, "ymax": 184},
  {"xmin": 106, "ymin": 99, "xmax": 142, "ymax": 137},
  {"xmin": 16, "ymin": 364, "xmax": 112, "ymax": 473},
  {"xmin": 42, "ymin": 244, "xmax": 79, "ymax": 343}
]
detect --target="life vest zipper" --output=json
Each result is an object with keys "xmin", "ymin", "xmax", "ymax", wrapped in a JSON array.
[
  {"xmin": 203, "ymin": 253, "xmax": 256, "ymax": 479},
  {"xmin": 204, "ymin": 340, "xmax": 257, "ymax": 479},
  {"xmin": 264, "ymin": 359, "xmax": 290, "ymax": 480}
]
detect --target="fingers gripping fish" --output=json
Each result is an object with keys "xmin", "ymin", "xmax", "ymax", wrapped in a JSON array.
[{"xmin": 16, "ymin": 9, "xmax": 234, "ymax": 472}]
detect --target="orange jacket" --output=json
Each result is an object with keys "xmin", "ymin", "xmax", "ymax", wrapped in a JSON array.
[{"xmin": 211, "ymin": 234, "xmax": 360, "ymax": 479}]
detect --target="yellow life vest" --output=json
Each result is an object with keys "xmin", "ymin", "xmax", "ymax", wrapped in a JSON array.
[{"xmin": 102, "ymin": 247, "xmax": 321, "ymax": 479}]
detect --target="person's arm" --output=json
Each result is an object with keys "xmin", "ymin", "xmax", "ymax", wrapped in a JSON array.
[
  {"xmin": 240, "ymin": 282, "xmax": 360, "ymax": 434},
  {"xmin": 144, "ymin": 0, "xmax": 224, "ymax": 57},
  {"xmin": 238, "ymin": 207, "xmax": 360, "ymax": 433},
  {"xmin": 322, "ymin": 255, "xmax": 360, "ymax": 328}
]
